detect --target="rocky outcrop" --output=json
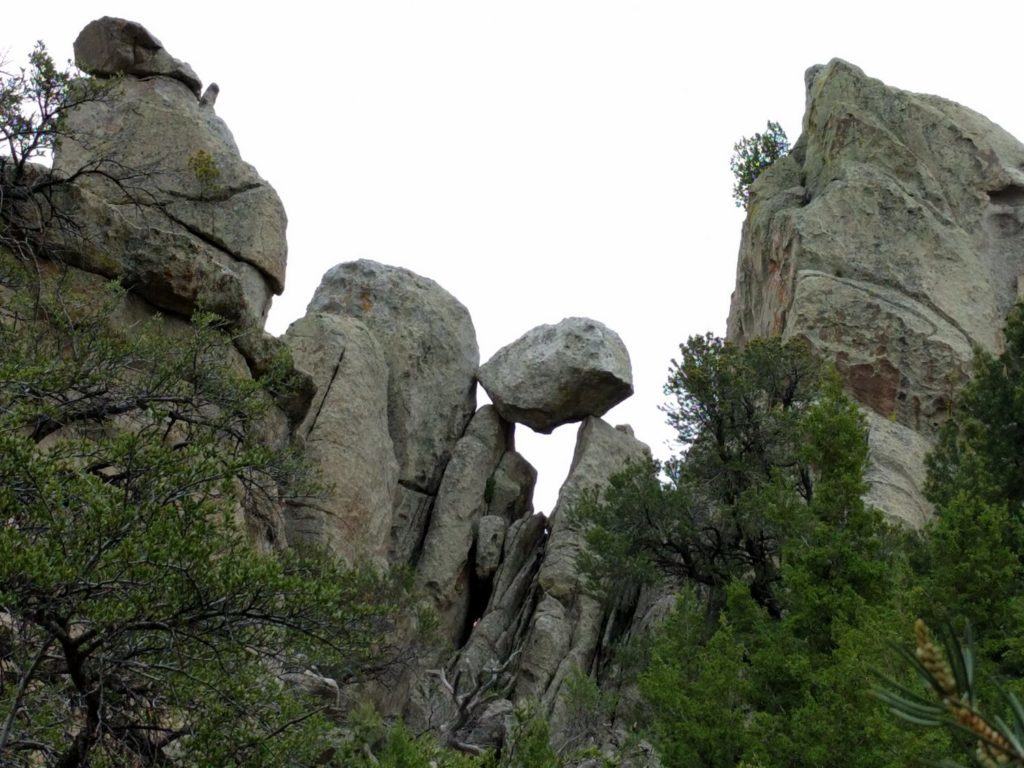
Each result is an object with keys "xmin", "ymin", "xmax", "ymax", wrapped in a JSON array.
[
  {"xmin": 54, "ymin": 16, "xmax": 287, "ymax": 325},
  {"xmin": 308, "ymin": 260, "xmax": 479, "ymax": 496},
  {"xmin": 727, "ymin": 59, "xmax": 1024, "ymax": 526},
  {"xmin": 406, "ymin": 416, "xmax": 650, "ymax": 752},
  {"xmin": 415, "ymin": 406, "xmax": 514, "ymax": 644},
  {"xmin": 283, "ymin": 313, "xmax": 398, "ymax": 565},
  {"xmin": 479, "ymin": 318, "xmax": 634, "ymax": 433},
  {"xmin": 306, "ymin": 260, "xmax": 480, "ymax": 564},
  {"xmin": 74, "ymin": 16, "xmax": 202, "ymax": 96},
  {"xmin": 518, "ymin": 419, "xmax": 649, "ymax": 732}
]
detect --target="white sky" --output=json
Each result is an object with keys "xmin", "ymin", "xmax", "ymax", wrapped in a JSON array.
[{"xmin": 7, "ymin": 1, "xmax": 1024, "ymax": 512}]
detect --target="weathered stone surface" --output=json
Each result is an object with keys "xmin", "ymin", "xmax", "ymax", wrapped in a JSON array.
[
  {"xmin": 863, "ymin": 411, "xmax": 934, "ymax": 528},
  {"xmin": 43, "ymin": 182, "xmax": 252, "ymax": 322},
  {"xmin": 727, "ymin": 58, "xmax": 1024, "ymax": 524},
  {"xmin": 486, "ymin": 451, "xmax": 538, "ymax": 522},
  {"xmin": 474, "ymin": 515, "xmax": 507, "ymax": 580},
  {"xmin": 415, "ymin": 406, "xmax": 510, "ymax": 645},
  {"xmin": 283, "ymin": 313, "xmax": 398, "ymax": 565},
  {"xmin": 232, "ymin": 326, "xmax": 315, "ymax": 425},
  {"xmin": 457, "ymin": 698, "xmax": 514, "ymax": 751},
  {"xmin": 519, "ymin": 418, "xmax": 650, "ymax": 723},
  {"xmin": 449, "ymin": 513, "xmax": 545, "ymax": 696},
  {"xmin": 539, "ymin": 420, "xmax": 650, "ymax": 603},
  {"xmin": 389, "ymin": 486, "xmax": 434, "ymax": 566},
  {"xmin": 53, "ymin": 60, "xmax": 287, "ymax": 323},
  {"xmin": 74, "ymin": 17, "xmax": 202, "ymax": 96},
  {"xmin": 478, "ymin": 318, "xmax": 633, "ymax": 433},
  {"xmin": 308, "ymin": 259, "xmax": 479, "ymax": 496}
]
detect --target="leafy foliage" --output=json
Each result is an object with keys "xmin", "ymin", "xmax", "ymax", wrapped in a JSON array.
[
  {"xmin": 0, "ymin": 265, "xmax": 412, "ymax": 767},
  {"xmin": 0, "ymin": 41, "xmax": 77, "ymax": 174},
  {"xmin": 730, "ymin": 121, "xmax": 789, "ymax": 208},
  {"xmin": 916, "ymin": 303, "xmax": 1024, "ymax": 679},
  {"xmin": 575, "ymin": 334, "xmax": 945, "ymax": 766}
]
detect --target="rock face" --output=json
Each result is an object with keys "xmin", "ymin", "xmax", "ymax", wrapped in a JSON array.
[
  {"xmin": 54, "ymin": 18, "xmax": 287, "ymax": 325},
  {"xmin": 283, "ymin": 314, "xmax": 398, "ymax": 565},
  {"xmin": 478, "ymin": 318, "xmax": 634, "ymax": 433},
  {"xmin": 415, "ymin": 406, "xmax": 513, "ymax": 644},
  {"xmin": 517, "ymin": 419, "xmax": 649, "ymax": 732},
  {"xmin": 307, "ymin": 260, "xmax": 480, "ymax": 564},
  {"xmin": 18, "ymin": 19, "xmax": 305, "ymax": 551},
  {"xmin": 407, "ymin": 417, "xmax": 651, "ymax": 752},
  {"xmin": 727, "ymin": 59, "xmax": 1024, "ymax": 526},
  {"xmin": 309, "ymin": 260, "xmax": 478, "ymax": 495},
  {"xmin": 74, "ymin": 17, "xmax": 202, "ymax": 96}
]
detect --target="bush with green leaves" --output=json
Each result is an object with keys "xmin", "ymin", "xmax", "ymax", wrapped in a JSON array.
[
  {"xmin": 0, "ymin": 263, "xmax": 414, "ymax": 767},
  {"xmin": 730, "ymin": 121, "xmax": 789, "ymax": 208}
]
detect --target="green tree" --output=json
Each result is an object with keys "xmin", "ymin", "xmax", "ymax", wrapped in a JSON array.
[
  {"xmin": 0, "ymin": 262, "xmax": 412, "ymax": 767},
  {"xmin": 730, "ymin": 121, "xmax": 789, "ymax": 208},
  {"xmin": 575, "ymin": 334, "xmax": 944, "ymax": 767},
  {"xmin": 916, "ymin": 303, "xmax": 1024, "ymax": 679}
]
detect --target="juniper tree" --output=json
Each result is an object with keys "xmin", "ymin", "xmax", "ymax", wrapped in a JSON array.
[
  {"xmin": 730, "ymin": 121, "xmax": 789, "ymax": 208},
  {"xmin": 574, "ymin": 334, "xmax": 943, "ymax": 767},
  {"xmin": 0, "ymin": 261, "xmax": 414, "ymax": 767}
]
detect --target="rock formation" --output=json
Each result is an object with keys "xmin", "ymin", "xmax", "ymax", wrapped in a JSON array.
[
  {"xmin": 728, "ymin": 59, "xmax": 1024, "ymax": 526},
  {"xmin": 34, "ymin": 15, "xmax": 1024, "ymax": 761},
  {"xmin": 479, "ymin": 317, "xmax": 634, "ymax": 433},
  {"xmin": 283, "ymin": 313, "xmax": 398, "ymax": 565},
  {"xmin": 55, "ymin": 16, "xmax": 287, "ymax": 325}
]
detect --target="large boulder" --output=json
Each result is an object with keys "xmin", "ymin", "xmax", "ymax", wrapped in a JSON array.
[
  {"xmin": 479, "ymin": 318, "xmax": 633, "ymax": 433},
  {"xmin": 307, "ymin": 260, "xmax": 479, "ymax": 556},
  {"xmin": 74, "ymin": 16, "xmax": 202, "ymax": 96},
  {"xmin": 283, "ymin": 313, "xmax": 398, "ymax": 565},
  {"xmin": 727, "ymin": 59, "xmax": 1024, "ymax": 524},
  {"xmin": 53, "ymin": 19, "xmax": 287, "ymax": 324}
]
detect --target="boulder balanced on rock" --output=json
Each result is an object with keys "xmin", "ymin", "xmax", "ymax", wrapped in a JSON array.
[
  {"xmin": 74, "ymin": 16, "xmax": 202, "ymax": 97},
  {"xmin": 478, "ymin": 317, "xmax": 633, "ymax": 433}
]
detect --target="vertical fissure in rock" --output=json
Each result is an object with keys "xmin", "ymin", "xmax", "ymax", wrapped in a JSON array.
[{"xmin": 458, "ymin": 543, "xmax": 496, "ymax": 649}]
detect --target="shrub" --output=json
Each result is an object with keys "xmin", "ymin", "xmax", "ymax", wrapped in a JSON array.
[{"xmin": 730, "ymin": 121, "xmax": 789, "ymax": 208}]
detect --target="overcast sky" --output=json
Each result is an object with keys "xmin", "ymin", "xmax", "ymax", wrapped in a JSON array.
[{"xmin": 7, "ymin": 1, "xmax": 1024, "ymax": 511}]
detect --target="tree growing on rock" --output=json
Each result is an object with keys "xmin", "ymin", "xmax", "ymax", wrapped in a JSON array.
[
  {"xmin": 0, "ymin": 43, "xmax": 158, "ymax": 270},
  {"xmin": 0, "ymin": 255, "xmax": 415, "ymax": 766},
  {"xmin": 730, "ymin": 121, "xmax": 789, "ymax": 208}
]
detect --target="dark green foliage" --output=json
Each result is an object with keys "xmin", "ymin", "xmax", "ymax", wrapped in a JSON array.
[
  {"xmin": 730, "ymin": 121, "xmax": 789, "ymax": 208},
  {"xmin": 576, "ymin": 334, "xmax": 944, "ymax": 767},
  {"xmin": 577, "ymin": 334, "xmax": 827, "ymax": 617},
  {"xmin": 0, "ymin": 41, "xmax": 76, "ymax": 175},
  {"xmin": 916, "ymin": 304, "xmax": 1024, "ymax": 679},
  {"xmin": 335, "ymin": 706, "xmax": 491, "ymax": 768},
  {"xmin": 0, "ymin": 270, "xmax": 413, "ymax": 767}
]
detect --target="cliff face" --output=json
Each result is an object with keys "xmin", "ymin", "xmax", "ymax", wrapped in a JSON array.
[{"xmin": 728, "ymin": 59, "xmax": 1024, "ymax": 526}]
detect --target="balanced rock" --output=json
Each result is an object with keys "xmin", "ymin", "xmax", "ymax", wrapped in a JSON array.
[
  {"xmin": 727, "ymin": 59, "xmax": 1024, "ymax": 526},
  {"xmin": 478, "ymin": 318, "xmax": 633, "ymax": 433},
  {"xmin": 74, "ymin": 17, "xmax": 202, "ymax": 97},
  {"xmin": 54, "ymin": 20, "xmax": 287, "ymax": 324},
  {"xmin": 308, "ymin": 260, "xmax": 479, "ymax": 497}
]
